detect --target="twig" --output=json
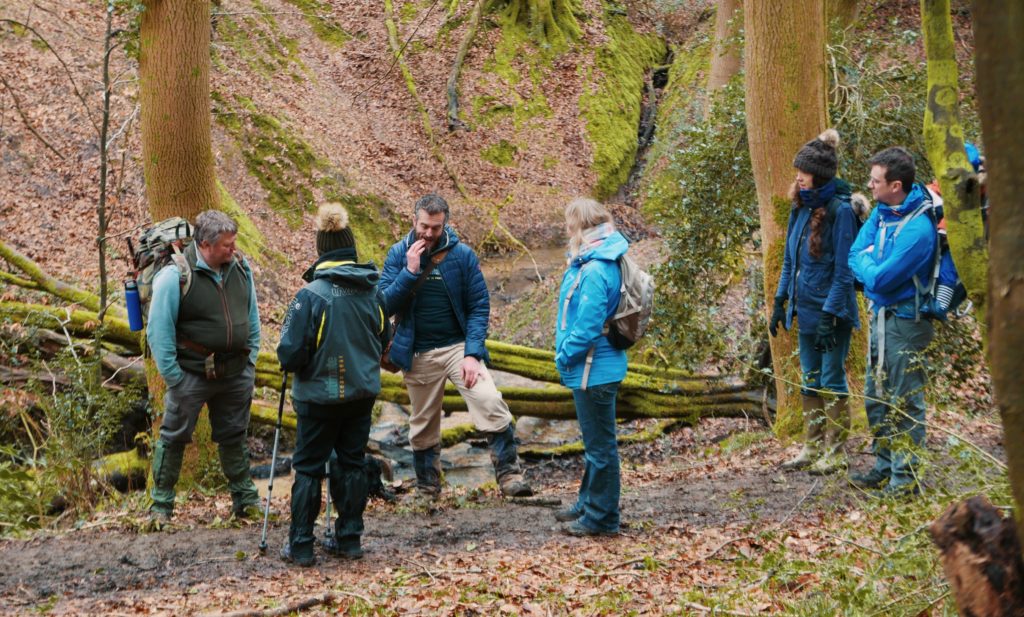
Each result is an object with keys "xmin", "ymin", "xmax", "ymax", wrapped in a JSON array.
[
  {"xmin": 778, "ymin": 478, "xmax": 819, "ymax": 527},
  {"xmin": 825, "ymin": 532, "xmax": 887, "ymax": 557},
  {"xmin": 101, "ymin": 354, "xmax": 142, "ymax": 388},
  {"xmin": 354, "ymin": 0, "xmax": 442, "ymax": 104},
  {"xmin": 198, "ymin": 590, "xmax": 372, "ymax": 617},
  {"xmin": 0, "ymin": 18, "xmax": 99, "ymax": 134},
  {"xmin": 400, "ymin": 556, "xmax": 438, "ymax": 583},
  {"xmin": 0, "ymin": 72, "xmax": 65, "ymax": 160}
]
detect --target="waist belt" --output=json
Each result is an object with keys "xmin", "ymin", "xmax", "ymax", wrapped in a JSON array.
[{"xmin": 178, "ymin": 338, "xmax": 249, "ymax": 380}]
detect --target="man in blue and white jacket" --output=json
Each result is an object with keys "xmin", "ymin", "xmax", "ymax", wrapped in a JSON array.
[
  {"xmin": 848, "ymin": 147, "xmax": 937, "ymax": 496},
  {"xmin": 380, "ymin": 194, "xmax": 532, "ymax": 499}
]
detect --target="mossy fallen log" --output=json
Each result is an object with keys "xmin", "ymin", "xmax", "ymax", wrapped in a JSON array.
[{"xmin": 1, "ymin": 302, "xmax": 139, "ymax": 351}]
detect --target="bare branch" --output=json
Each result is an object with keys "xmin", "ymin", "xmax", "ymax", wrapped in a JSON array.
[
  {"xmin": 0, "ymin": 73, "xmax": 65, "ymax": 160},
  {"xmin": 0, "ymin": 18, "xmax": 100, "ymax": 134}
]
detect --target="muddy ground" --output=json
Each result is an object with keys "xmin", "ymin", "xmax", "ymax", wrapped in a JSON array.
[{"xmin": 8, "ymin": 409, "xmax": 990, "ymax": 616}]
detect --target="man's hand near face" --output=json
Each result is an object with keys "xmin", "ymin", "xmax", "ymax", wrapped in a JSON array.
[{"xmin": 406, "ymin": 239, "xmax": 427, "ymax": 274}]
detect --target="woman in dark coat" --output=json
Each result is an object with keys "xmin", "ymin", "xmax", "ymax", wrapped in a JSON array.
[{"xmin": 769, "ymin": 129, "xmax": 860, "ymax": 475}]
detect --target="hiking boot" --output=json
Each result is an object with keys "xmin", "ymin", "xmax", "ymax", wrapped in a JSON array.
[
  {"xmin": 781, "ymin": 395, "xmax": 826, "ymax": 471},
  {"xmin": 849, "ymin": 468, "xmax": 888, "ymax": 489},
  {"xmin": 232, "ymin": 504, "xmax": 263, "ymax": 520},
  {"xmin": 554, "ymin": 507, "xmax": 582, "ymax": 522},
  {"xmin": 488, "ymin": 425, "xmax": 532, "ymax": 497},
  {"xmin": 280, "ymin": 542, "xmax": 316, "ymax": 567},
  {"xmin": 561, "ymin": 521, "xmax": 617, "ymax": 537},
  {"xmin": 147, "ymin": 510, "xmax": 172, "ymax": 530},
  {"xmin": 499, "ymin": 474, "xmax": 533, "ymax": 498},
  {"xmin": 323, "ymin": 535, "xmax": 364, "ymax": 560},
  {"xmin": 874, "ymin": 482, "xmax": 920, "ymax": 499},
  {"xmin": 150, "ymin": 441, "xmax": 185, "ymax": 517},
  {"xmin": 413, "ymin": 446, "xmax": 443, "ymax": 495},
  {"xmin": 219, "ymin": 442, "xmax": 260, "ymax": 517},
  {"xmin": 780, "ymin": 445, "xmax": 817, "ymax": 471},
  {"xmin": 808, "ymin": 451, "xmax": 847, "ymax": 475}
]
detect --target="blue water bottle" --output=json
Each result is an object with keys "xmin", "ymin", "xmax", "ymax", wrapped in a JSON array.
[{"xmin": 125, "ymin": 279, "xmax": 143, "ymax": 332}]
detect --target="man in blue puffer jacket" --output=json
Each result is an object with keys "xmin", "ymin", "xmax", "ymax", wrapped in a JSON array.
[
  {"xmin": 277, "ymin": 203, "xmax": 390, "ymax": 566},
  {"xmin": 380, "ymin": 194, "xmax": 532, "ymax": 499},
  {"xmin": 848, "ymin": 147, "xmax": 937, "ymax": 497}
]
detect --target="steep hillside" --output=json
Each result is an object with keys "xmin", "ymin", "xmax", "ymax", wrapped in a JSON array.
[{"xmin": 1, "ymin": 0, "xmax": 664, "ymax": 339}]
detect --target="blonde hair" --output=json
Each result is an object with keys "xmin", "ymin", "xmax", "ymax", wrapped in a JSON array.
[{"xmin": 565, "ymin": 197, "xmax": 613, "ymax": 256}]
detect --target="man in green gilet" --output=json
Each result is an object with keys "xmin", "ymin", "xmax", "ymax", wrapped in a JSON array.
[{"xmin": 146, "ymin": 210, "xmax": 262, "ymax": 523}]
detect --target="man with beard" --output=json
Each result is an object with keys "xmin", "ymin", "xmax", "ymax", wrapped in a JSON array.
[{"xmin": 380, "ymin": 194, "xmax": 533, "ymax": 501}]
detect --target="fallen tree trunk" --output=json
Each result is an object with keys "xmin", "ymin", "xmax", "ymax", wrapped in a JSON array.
[
  {"xmin": 1, "ymin": 302, "xmax": 139, "ymax": 350},
  {"xmin": 929, "ymin": 495, "xmax": 1024, "ymax": 616},
  {"xmin": 4, "ymin": 301, "xmax": 771, "ymax": 421},
  {"xmin": 0, "ymin": 239, "xmax": 126, "ymax": 320}
]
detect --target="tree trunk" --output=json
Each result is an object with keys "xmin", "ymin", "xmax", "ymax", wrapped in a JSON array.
[
  {"xmin": 707, "ymin": 0, "xmax": 741, "ymax": 93},
  {"xmin": 973, "ymin": 0, "xmax": 1024, "ymax": 552},
  {"xmin": 138, "ymin": 0, "xmax": 222, "ymax": 491},
  {"xmin": 139, "ymin": 0, "xmax": 219, "ymax": 221},
  {"xmin": 743, "ymin": 0, "xmax": 828, "ymax": 436},
  {"xmin": 920, "ymin": 0, "xmax": 987, "ymax": 323},
  {"xmin": 827, "ymin": 0, "xmax": 859, "ymax": 29}
]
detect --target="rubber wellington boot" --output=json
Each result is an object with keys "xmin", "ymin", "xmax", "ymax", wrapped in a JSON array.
[
  {"xmin": 218, "ymin": 441, "xmax": 261, "ymax": 517},
  {"xmin": 150, "ymin": 440, "xmax": 185, "ymax": 519},
  {"xmin": 412, "ymin": 445, "xmax": 442, "ymax": 499},
  {"xmin": 283, "ymin": 472, "xmax": 320, "ymax": 567},
  {"xmin": 781, "ymin": 395, "xmax": 825, "ymax": 471},
  {"xmin": 810, "ymin": 396, "xmax": 851, "ymax": 475},
  {"xmin": 487, "ymin": 425, "xmax": 533, "ymax": 497},
  {"xmin": 327, "ymin": 458, "xmax": 368, "ymax": 560}
]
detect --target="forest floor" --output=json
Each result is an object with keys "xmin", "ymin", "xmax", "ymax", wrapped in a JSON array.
[{"xmin": 0, "ymin": 406, "xmax": 1005, "ymax": 616}]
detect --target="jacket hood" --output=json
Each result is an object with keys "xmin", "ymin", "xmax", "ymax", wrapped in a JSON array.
[
  {"xmin": 572, "ymin": 230, "xmax": 629, "ymax": 266},
  {"xmin": 303, "ymin": 249, "xmax": 379, "ymax": 288},
  {"xmin": 404, "ymin": 225, "xmax": 461, "ymax": 256},
  {"xmin": 878, "ymin": 182, "xmax": 929, "ymax": 222}
]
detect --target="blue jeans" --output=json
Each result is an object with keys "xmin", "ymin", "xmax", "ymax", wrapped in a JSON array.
[
  {"xmin": 570, "ymin": 382, "xmax": 621, "ymax": 533},
  {"xmin": 797, "ymin": 321, "xmax": 853, "ymax": 397},
  {"xmin": 864, "ymin": 314, "xmax": 933, "ymax": 489}
]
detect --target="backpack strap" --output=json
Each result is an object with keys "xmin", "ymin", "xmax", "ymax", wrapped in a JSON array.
[
  {"xmin": 893, "ymin": 199, "xmax": 939, "ymax": 321},
  {"xmin": 169, "ymin": 249, "xmax": 192, "ymax": 297}
]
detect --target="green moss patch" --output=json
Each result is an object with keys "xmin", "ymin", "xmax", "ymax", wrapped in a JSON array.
[
  {"xmin": 282, "ymin": 0, "xmax": 352, "ymax": 47},
  {"xmin": 579, "ymin": 7, "xmax": 666, "ymax": 199},
  {"xmin": 211, "ymin": 92, "xmax": 400, "ymax": 264},
  {"xmin": 481, "ymin": 139, "xmax": 518, "ymax": 166},
  {"xmin": 213, "ymin": 0, "xmax": 305, "ymax": 79}
]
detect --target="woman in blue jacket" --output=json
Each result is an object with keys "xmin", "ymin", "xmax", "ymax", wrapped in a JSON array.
[
  {"xmin": 554, "ymin": 198, "xmax": 628, "ymax": 536},
  {"xmin": 276, "ymin": 203, "xmax": 389, "ymax": 566},
  {"xmin": 769, "ymin": 130, "xmax": 860, "ymax": 475}
]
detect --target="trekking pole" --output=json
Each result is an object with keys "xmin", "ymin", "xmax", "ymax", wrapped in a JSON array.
[
  {"xmin": 258, "ymin": 372, "xmax": 288, "ymax": 555},
  {"xmin": 323, "ymin": 460, "xmax": 333, "ymax": 541}
]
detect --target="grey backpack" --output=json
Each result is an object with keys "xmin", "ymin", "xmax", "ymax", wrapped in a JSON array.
[{"xmin": 606, "ymin": 254, "xmax": 655, "ymax": 349}]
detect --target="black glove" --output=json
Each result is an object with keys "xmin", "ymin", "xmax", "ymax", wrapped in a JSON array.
[
  {"xmin": 814, "ymin": 313, "xmax": 838, "ymax": 353},
  {"xmin": 768, "ymin": 297, "xmax": 786, "ymax": 337}
]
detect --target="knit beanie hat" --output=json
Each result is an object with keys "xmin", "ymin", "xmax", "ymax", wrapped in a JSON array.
[
  {"xmin": 793, "ymin": 129, "xmax": 840, "ymax": 180},
  {"xmin": 315, "ymin": 202, "xmax": 355, "ymax": 256}
]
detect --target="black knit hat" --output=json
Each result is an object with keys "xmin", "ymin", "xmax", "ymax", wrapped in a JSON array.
[
  {"xmin": 315, "ymin": 202, "xmax": 356, "ymax": 256},
  {"xmin": 793, "ymin": 129, "xmax": 840, "ymax": 180}
]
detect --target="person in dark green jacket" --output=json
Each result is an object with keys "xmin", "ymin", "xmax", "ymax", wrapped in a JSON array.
[{"xmin": 276, "ymin": 203, "xmax": 390, "ymax": 567}]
